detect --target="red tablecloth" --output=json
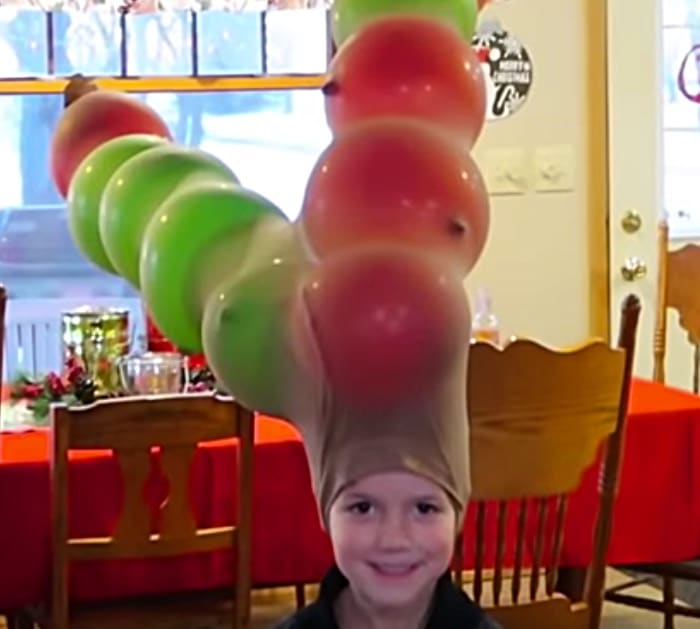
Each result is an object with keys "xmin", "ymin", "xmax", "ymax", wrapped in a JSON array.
[{"xmin": 1, "ymin": 378, "xmax": 700, "ymax": 610}]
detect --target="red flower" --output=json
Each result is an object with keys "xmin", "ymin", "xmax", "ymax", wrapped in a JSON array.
[
  {"xmin": 46, "ymin": 372, "xmax": 67, "ymax": 397},
  {"xmin": 67, "ymin": 365, "xmax": 85, "ymax": 385},
  {"xmin": 64, "ymin": 348, "xmax": 85, "ymax": 375},
  {"xmin": 23, "ymin": 384, "xmax": 43, "ymax": 399}
]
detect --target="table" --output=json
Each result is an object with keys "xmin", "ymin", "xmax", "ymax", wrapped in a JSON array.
[{"xmin": 1, "ymin": 378, "xmax": 699, "ymax": 610}]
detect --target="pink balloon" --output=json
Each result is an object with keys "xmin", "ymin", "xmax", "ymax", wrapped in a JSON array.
[
  {"xmin": 50, "ymin": 90, "xmax": 172, "ymax": 198},
  {"xmin": 323, "ymin": 16, "xmax": 486, "ymax": 147},
  {"xmin": 300, "ymin": 118, "xmax": 490, "ymax": 276},
  {"xmin": 296, "ymin": 245, "xmax": 471, "ymax": 409}
]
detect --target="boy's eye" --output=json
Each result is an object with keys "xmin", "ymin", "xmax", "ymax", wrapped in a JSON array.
[
  {"xmin": 416, "ymin": 501, "xmax": 439, "ymax": 515},
  {"xmin": 349, "ymin": 501, "xmax": 373, "ymax": 515}
]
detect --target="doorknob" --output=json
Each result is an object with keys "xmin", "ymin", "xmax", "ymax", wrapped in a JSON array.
[
  {"xmin": 621, "ymin": 209, "xmax": 642, "ymax": 233},
  {"xmin": 621, "ymin": 256, "xmax": 647, "ymax": 281}
]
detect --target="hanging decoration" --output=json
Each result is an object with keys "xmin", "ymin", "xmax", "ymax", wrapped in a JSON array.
[{"xmin": 472, "ymin": 20, "xmax": 533, "ymax": 120}]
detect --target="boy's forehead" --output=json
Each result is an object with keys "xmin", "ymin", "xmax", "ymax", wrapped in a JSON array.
[{"xmin": 345, "ymin": 471, "xmax": 445, "ymax": 495}]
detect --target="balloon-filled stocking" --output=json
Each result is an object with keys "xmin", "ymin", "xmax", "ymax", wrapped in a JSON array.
[
  {"xmin": 295, "ymin": 1, "xmax": 490, "ymax": 411},
  {"xmin": 51, "ymin": 0, "xmax": 491, "ymax": 424}
]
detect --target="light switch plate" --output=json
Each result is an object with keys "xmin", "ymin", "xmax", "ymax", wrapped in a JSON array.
[
  {"xmin": 534, "ymin": 145, "xmax": 576, "ymax": 192},
  {"xmin": 484, "ymin": 148, "xmax": 529, "ymax": 196}
]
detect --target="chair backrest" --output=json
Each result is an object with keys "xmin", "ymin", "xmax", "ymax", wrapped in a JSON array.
[
  {"xmin": 50, "ymin": 393, "xmax": 254, "ymax": 629},
  {"xmin": 653, "ymin": 216, "xmax": 700, "ymax": 388},
  {"xmin": 460, "ymin": 294, "xmax": 640, "ymax": 629}
]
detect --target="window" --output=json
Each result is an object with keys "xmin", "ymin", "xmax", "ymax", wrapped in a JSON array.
[
  {"xmin": 663, "ymin": 0, "xmax": 700, "ymax": 237},
  {"xmin": 0, "ymin": 4, "xmax": 330, "ymax": 377}
]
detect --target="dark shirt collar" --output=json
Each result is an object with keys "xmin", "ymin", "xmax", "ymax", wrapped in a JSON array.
[{"xmin": 314, "ymin": 564, "xmax": 492, "ymax": 629}]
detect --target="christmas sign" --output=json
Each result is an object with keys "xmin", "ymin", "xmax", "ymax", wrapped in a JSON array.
[{"xmin": 473, "ymin": 22, "xmax": 533, "ymax": 120}]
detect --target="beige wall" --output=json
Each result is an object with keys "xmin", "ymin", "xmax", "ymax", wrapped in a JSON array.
[{"xmin": 466, "ymin": 0, "xmax": 595, "ymax": 347}]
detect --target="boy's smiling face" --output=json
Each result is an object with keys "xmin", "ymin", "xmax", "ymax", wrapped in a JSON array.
[{"xmin": 328, "ymin": 470, "xmax": 457, "ymax": 612}]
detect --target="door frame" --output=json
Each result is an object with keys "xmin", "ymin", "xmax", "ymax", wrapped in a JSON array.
[{"xmin": 587, "ymin": 0, "xmax": 611, "ymax": 341}]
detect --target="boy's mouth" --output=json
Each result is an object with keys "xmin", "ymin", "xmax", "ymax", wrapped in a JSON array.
[{"xmin": 368, "ymin": 562, "xmax": 421, "ymax": 578}]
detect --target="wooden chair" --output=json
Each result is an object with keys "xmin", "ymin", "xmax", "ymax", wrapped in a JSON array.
[
  {"xmin": 454, "ymin": 294, "xmax": 641, "ymax": 629},
  {"xmin": 605, "ymin": 218, "xmax": 700, "ymax": 627},
  {"xmin": 653, "ymin": 215, "xmax": 700, "ymax": 390},
  {"xmin": 37, "ymin": 393, "xmax": 253, "ymax": 629}
]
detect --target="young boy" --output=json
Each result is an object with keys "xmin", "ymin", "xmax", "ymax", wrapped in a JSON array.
[
  {"xmin": 276, "ymin": 471, "xmax": 500, "ymax": 628},
  {"xmin": 275, "ymin": 368, "xmax": 500, "ymax": 628}
]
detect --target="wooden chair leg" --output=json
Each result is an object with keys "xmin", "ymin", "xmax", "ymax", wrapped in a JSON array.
[
  {"xmin": 234, "ymin": 407, "xmax": 253, "ymax": 629},
  {"xmin": 663, "ymin": 575, "xmax": 675, "ymax": 629},
  {"xmin": 234, "ymin": 567, "xmax": 251, "ymax": 629},
  {"xmin": 295, "ymin": 584, "xmax": 306, "ymax": 610},
  {"xmin": 557, "ymin": 567, "xmax": 586, "ymax": 601}
]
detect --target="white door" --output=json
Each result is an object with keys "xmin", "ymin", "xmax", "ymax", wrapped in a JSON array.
[{"xmin": 608, "ymin": 0, "xmax": 700, "ymax": 388}]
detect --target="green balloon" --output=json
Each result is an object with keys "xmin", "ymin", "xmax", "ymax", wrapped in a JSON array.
[
  {"xmin": 202, "ymin": 220, "xmax": 313, "ymax": 417},
  {"xmin": 99, "ymin": 144, "xmax": 238, "ymax": 288},
  {"xmin": 332, "ymin": 0, "xmax": 479, "ymax": 45},
  {"xmin": 66, "ymin": 134, "xmax": 167, "ymax": 274},
  {"xmin": 141, "ymin": 180, "xmax": 287, "ymax": 354}
]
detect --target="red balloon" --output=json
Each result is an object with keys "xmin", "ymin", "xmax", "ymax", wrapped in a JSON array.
[
  {"xmin": 323, "ymin": 16, "xmax": 486, "ymax": 146},
  {"xmin": 50, "ymin": 91, "xmax": 172, "ymax": 198},
  {"xmin": 297, "ymin": 246, "xmax": 471, "ymax": 409},
  {"xmin": 301, "ymin": 118, "xmax": 489, "ymax": 275}
]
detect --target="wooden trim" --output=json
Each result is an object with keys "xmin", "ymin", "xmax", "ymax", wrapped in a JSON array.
[
  {"xmin": 0, "ymin": 74, "xmax": 327, "ymax": 95},
  {"xmin": 586, "ymin": 0, "xmax": 611, "ymax": 341}
]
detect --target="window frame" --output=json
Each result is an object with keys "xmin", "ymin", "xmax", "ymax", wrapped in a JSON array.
[
  {"xmin": 662, "ymin": 1, "xmax": 700, "ymax": 240},
  {"xmin": 0, "ymin": 7, "xmax": 331, "ymax": 379}
]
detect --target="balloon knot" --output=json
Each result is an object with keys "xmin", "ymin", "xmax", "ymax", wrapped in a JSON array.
[
  {"xmin": 448, "ymin": 218, "xmax": 468, "ymax": 236},
  {"xmin": 64, "ymin": 74, "xmax": 98, "ymax": 109},
  {"xmin": 321, "ymin": 80, "xmax": 340, "ymax": 97}
]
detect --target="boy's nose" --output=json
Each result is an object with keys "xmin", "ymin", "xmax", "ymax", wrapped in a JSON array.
[{"xmin": 375, "ymin": 513, "xmax": 413, "ymax": 550}]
